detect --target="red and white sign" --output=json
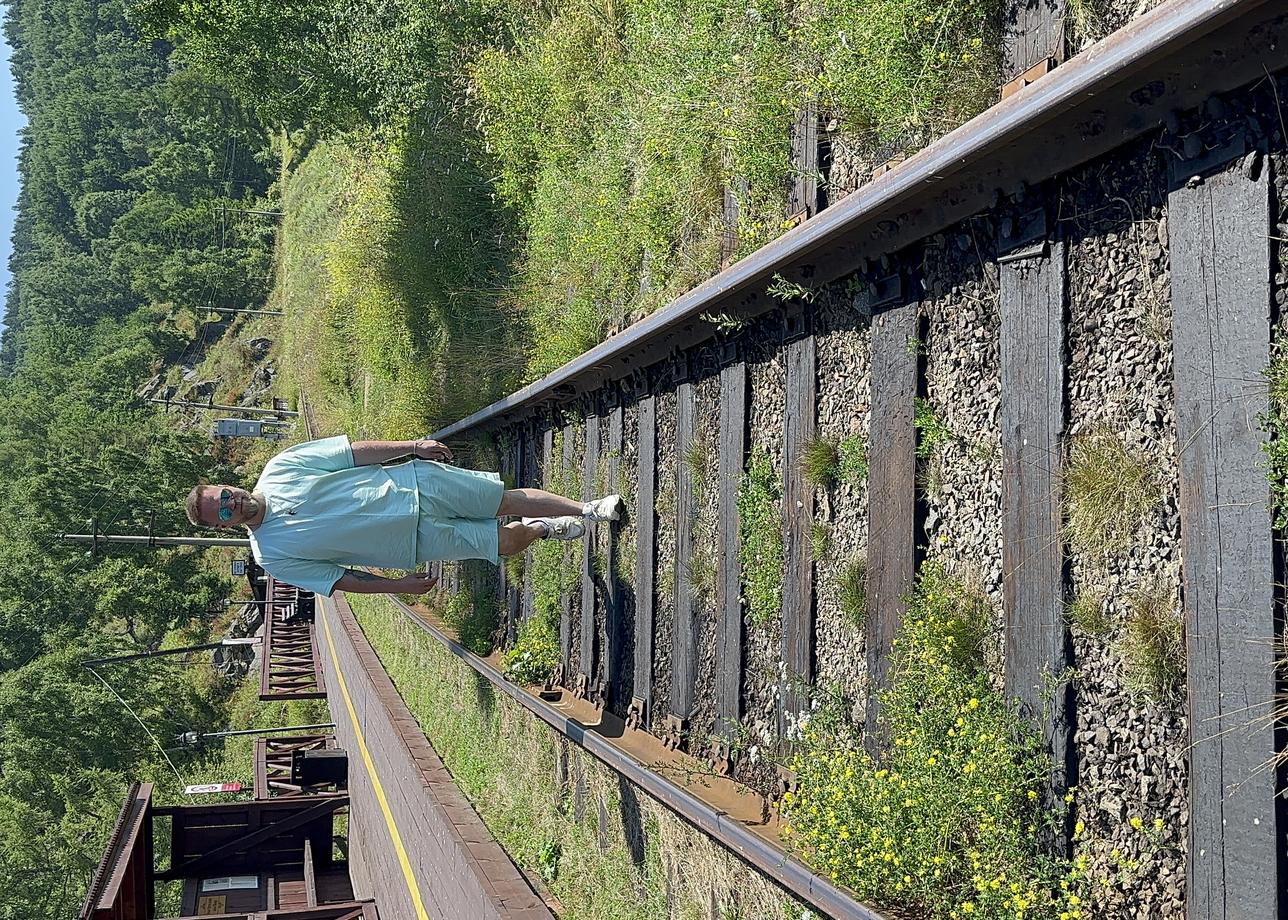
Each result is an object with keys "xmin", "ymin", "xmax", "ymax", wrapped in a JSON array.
[{"xmin": 184, "ymin": 782, "xmax": 243, "ymax": 795}]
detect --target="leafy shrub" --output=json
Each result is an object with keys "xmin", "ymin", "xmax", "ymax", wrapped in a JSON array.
[
  {"xmin": 503, "ymin": 609, "xmax": 561, "ymax": 687},
  {"xmin": 738, "ymin": 446, "xmax": 784, "ymax": 627},
  {"xmin": 783, "ymin": 564, "xmax": 1089, "ymax": 919}
]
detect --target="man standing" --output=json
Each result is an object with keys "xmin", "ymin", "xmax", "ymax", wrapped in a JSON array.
[{"xmin": 185, "ymin": 434, "xmax": 622, "ymax": 597}]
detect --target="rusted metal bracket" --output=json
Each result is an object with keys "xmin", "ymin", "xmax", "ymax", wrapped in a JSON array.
[
  {"xmin": 780, "ymin": 303, "xmax": 811, "ymax": 344},
  {"xmin": 662, "ymin": 715, "xmax": 687, "ymax": 752},
  {"xmin": 997, "ymin": 204, "xmax": 1049, "ymax": 263},
  {"xmin": 854, "ymin": 270, "xmax": 904, "ymax": 317},
  {"xmin": 1001, "ymin": 57, "xmax": 1056, "ymax": 99},
  {"xmin": 573, "ymin": 671, "xmax": 590, "ymax": 700},
  {"xmin": 776, "ymin": 764, "xmax": 799, "ymax": 801},
  {"xmin": 869, "ymin": 152, "xmax": 906, "ymax": 182},
  {"xmin": 707, "ymin": 738, "xmax": 733, "ymax": 777},
  {"xmin": 625, "ymin": 696, "xmax": 647, "ymax": 731},
  {"xmin": 552, "ymin": 662, "xmax": 566, "ymax": 690}
]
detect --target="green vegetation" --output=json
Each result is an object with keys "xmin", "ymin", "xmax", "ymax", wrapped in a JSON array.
[
  {"xmin": 1118, "ymin": 585, "xmax": 1184, "ymax": 701},
  {"xmin": 811, "ymin": 522, "xmax": 832, "ymax": 562},
  {"xmin": 350, "ymin": 594, "xmax": 806, "ymax": 919},
  {"xmin": 141, "ymin": 0, "xmax": 1004, "ymax": 379},
  {"xmin": 839, "ymin": 435, "xmax": 870, "ymax": 486},
  {"xmin": 0, "ymin": 1, "xmax": 288, "ymax": 913},
  {"xmin": 503, "ymin": 607, "xmax": 561, "ymax": 687},
  {"xmin": 837, "ymin": 557, "xmax": 868, "ymax": 627},
  {"xmin": 783, "ymin": 564, "xmax": 1089, "ymax": 919},
  {"xmin": 1263, "ymin": 354, "xmax": 1288, "ymax": 527},
  {"xmin": 738, "ymin": 447, "xmax": 785, "ymax": 627},
  {"xmin": 443, "ymin": 586, "xmax": 502, "ymax": 656},
  {"xmin": 801, "ymin": 436, "xmax": 841, "ymax": 489},
  {"xmin": 801, "ymin": 434, "xmax": 867, "ymax": 490},
  {"xmin": 1064, "ymin": 430, "xmax": 1161, "ymax": 555},
  {"xmin": 914, "ymin": 397, "xmax": 955, "ymax": 458},
  {"xmin": 1067, "ymin": 591, "xmax": 1110, "ymax": 637}
]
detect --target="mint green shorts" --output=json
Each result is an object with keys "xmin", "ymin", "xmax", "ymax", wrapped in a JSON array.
[{"xmin": 413, "ymin": 461, "xmax": 505, "ymax": 564}]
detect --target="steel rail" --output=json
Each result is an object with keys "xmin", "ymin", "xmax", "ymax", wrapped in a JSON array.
[
  {"xmin": 381, "ymin": 595, "xmax": 887, "ymax": 920},
  {"xmin": 431, "ymin": 0, "xmax": 1287, "ymax": 441}
]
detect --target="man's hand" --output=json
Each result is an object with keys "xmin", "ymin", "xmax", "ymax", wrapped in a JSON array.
[
  {"xmin": 396, "ymin": 572, "xmax": 439, "ymax": 595},
  {"xmin": 414, "ymin": 439, "xmax": 453, "ymax": 462},
  {"xmin": 334, "ymin": 569, "xmax": 439, "ymax": 595}
]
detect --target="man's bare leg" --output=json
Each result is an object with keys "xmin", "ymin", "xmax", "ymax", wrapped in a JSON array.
[
  {"xmin": 498, "ymin": 520, "xmax": 550, "ymax": 556},
  {"xmin": 497, "ymin": 488, "xmax": 584, "ymax": 518}
]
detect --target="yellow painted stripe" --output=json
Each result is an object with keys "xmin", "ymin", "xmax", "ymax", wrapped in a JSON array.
[{"xmin": 320, "ymin": 602, "xmax": 432, "ymax": 920}]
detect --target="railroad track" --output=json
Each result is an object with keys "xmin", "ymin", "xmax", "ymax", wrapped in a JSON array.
[{"xmin": 387, "ymin": 1, "xmax": 1288, "ymax": 917}]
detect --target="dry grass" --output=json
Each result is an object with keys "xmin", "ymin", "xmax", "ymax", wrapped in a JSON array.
[
  {"xmin": 1064, "ymin": 429, "xmax": 1162, "ymax": 555},
  {"xmin": 1118, "ymin": 583, "xmax": 1185, "ymax": 701}
]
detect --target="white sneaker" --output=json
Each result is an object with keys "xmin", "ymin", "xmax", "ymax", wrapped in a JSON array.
[
  {"xmin": 522, "ymin": 516, "xmax": 587, "ymax": 540},
  {"xmin": 582, "ymin": 494, "xmax": 624, "ymax": 523}
]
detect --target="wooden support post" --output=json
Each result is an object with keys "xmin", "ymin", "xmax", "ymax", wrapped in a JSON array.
[
  {"xmin": 1169, "ymin": 150, "xmax": 1279, "ymax": 919},
  {"xmin": 780, "ymin": 328, "xmax": 816, "ymax": 735},
  {"xmin": 667, "ymin": 379, "xmax": 698, "ymax": 749},
  {"xmin": 627, "ymin": 396, "xmax": 657, "ymax": 731},
  {"xmin": 999, "ymin": 199, "xmax": 1071, "ymax": 827},
  {"xmin": 787, "ymin": 103, "xmax": 820, "ymax": 221},
  {"xmin": 712, "ymin": 356, "xmax": 747, "ymax": 771},
  {"xmin": 866, "ymin": 299, "xmax": 919, "ymax": 739},
  {"xmin": 578, "ymin": 413, "xmax": 601, "ymax": 701}
]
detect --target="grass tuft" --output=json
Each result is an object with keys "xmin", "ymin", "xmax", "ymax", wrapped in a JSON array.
[
  {"xmin": 1067, "ymin": 591, "xmax": 1109, "ymax": 637},
  {"xmin": 1064, "ymin": 429, "xmax": 1161, "ymax": 555},
  {"xmin": 738, "ymin": 447, "xmax": 784, "ymax": 628},
  {"xmin": 800, "ymin": 437, "xmax": 840, "ymax": 489},
  {"xmin": 837, "ymin": 556, "xmax": 867, "ymax": 627},
  {"xmin": 810, "ymin": 522, "xmax": 832, "ymax": 562},
  {"xmin": 1118, "ymin": 584, "xmax": 1184, "ymax": 701}
]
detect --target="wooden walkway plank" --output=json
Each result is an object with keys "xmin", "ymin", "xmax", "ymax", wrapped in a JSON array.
[
  {"xmin": 1169, "ymin": 153, "xmax": 1278, "ymax": 919},
  {"xmin": 780, "ymin": 329, "xmax": 817, "ymax": 735},
  {"xmin": 605, "ymin": 404, "xmax": 625, "ymax": 711},
  {"xmin": 628, "ymin": 395, "xmax": 657, "ymax": 730},
  {"xmin": 579, "ymin": 413, "xmax": 601, "ymax": 699},
  {"xmin": 999, "ymin": 212, "xmax": 1072, "ymax": 818},
  {"xmin": 866, "ymin": 299, "xmax": 919, "ymax": 737},
  {"xmin": 714, "ymin": 357, "xmax": 747, "ymax": 761},
  {"xmin": 668, "ymin": 378, "xmax": 699, "ymax": 744}
]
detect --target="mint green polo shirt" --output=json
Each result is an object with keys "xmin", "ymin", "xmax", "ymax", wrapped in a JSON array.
[{"xmin": 248, "ymin": 435, "xmax": 419, "ymax": 595}]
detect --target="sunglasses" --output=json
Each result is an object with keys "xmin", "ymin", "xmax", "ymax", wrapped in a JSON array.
[{"xmin": 218, "ymin": 488, "xmax": 235, "ymax": 522}]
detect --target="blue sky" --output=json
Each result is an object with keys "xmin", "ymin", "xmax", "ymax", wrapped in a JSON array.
[{"xmin": 0, "ymin": 30, "xmax": 23, "ymax": 335}]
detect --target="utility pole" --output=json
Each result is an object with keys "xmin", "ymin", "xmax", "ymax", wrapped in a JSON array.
[
  {"xmin": 174, "ymin": 722, "xmax": 336, "ymax": 746},
  {"xmin": 150, "ymin": 396, "xmax": 298, "ymax": 418},
  {"xmin": 61, "ymin": 515, "xmax": 250, "ymax": 552},
  {"xmin": 207, "ymin": 307, "xmax": 285, "ymax": 317},
  {"xmin": 82, "ymin": 638, "xmax": 261, "ymax": 669}
]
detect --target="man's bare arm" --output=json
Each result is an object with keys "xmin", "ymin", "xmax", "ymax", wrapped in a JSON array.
[
  {"xmin": 350, "ymin": 439, "xmax": 454, "ymax": 466},
  {"xmin": 332, "ymin": 569, "xmax": 438, "ymax": 595}
]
